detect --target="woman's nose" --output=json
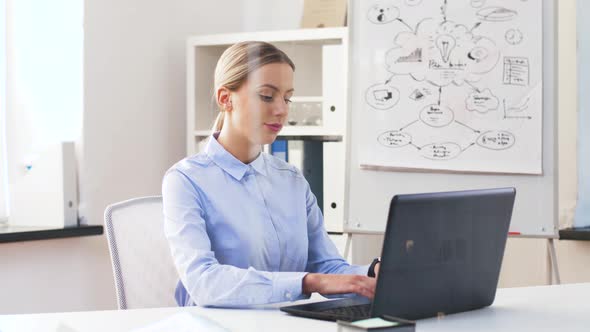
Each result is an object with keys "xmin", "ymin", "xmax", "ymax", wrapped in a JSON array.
[{"xmin": 274, "ymin": 101, "xmax": 289, "ymax": 116}]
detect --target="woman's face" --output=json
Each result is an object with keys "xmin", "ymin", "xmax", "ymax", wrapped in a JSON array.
[{"xmin": 228, "ymin": 62, "xmax": 294, "ymax": 146}]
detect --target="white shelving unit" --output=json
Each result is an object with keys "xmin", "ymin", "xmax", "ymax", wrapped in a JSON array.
[{"xmin": 186, "ymin": 27, "xmax": 348, "ymax": 232}]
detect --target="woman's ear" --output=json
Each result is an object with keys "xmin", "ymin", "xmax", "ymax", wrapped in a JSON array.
[{"xmin": 217, "ymin": 87, "xmax": 233, "ymax": 111}]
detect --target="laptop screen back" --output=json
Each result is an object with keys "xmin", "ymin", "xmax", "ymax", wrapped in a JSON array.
[{"xmin": 371, "ymin": 188, "xmax": 516, "ymax": 320}]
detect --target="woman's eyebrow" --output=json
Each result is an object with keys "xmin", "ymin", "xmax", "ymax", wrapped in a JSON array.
[
  {"xmin": 257, "ymin": 84, "xmax": 279, "ymax": 91},
  {"xmin": 257, "ymin": 84, "xmax": 295, "ymax": 93}
]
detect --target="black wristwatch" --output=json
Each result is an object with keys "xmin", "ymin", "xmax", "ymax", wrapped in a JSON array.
[{"xmin": 368, "ymin": 257, "xmax": 381, "ymax": 278}]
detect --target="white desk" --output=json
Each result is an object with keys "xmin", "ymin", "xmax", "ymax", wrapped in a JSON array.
[{"xmin": 1, "ymin": 283, "xmax": 588, "ymax": 332}]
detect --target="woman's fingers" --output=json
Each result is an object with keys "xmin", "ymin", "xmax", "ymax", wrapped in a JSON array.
[
  {"xmin": 350, "ymin": 275, "xmax": 376, "ymax": 298},
  {"xmin": 342, "ymin": 275, "xmax": 376, "ymax": 298},
  {"xmin": 304, "ymin": 274, "xmax": 377, "ymax": 299}
]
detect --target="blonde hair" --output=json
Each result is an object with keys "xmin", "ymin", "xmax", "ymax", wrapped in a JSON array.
[{"xmin": 212, "ymin": 41, "xmax": 295, "ymax": 132}]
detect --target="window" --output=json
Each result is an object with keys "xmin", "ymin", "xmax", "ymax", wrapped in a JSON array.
[{"xmin": 0, "ymin": 0, "xmax": 83, "ymax": 225}]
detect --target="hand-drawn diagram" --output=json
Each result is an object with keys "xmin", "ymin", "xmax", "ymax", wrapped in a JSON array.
[
  {"xmin": 357, "ymin": 0, "xmax": 542, "ymax": 174},
  {"xmin": 385, "ymin": 18, "xmax": 501, "ymax": 87},
  {"xmin": 465, "ymin": 89, "xmax": 499, "ymax": 114},
  {"xmin": 409, "ymin": 87, "xmax": 431, "ymax": 101},
  {"xmin": 503, "ymin": 57, "xmax": 530, "ymax": 86},
  {"xmin": 505, "ymin": 28, "xmax": 524, "ymax": 45},
  {"xmin": 419, "ymin": 104, "xmax": 455, "ymax": 127},
  {"xmin": 367, "ymin": 1, "xmax": 400, "ymax": 24},
  {"xmin": 476, "ymin": 131, "xmax": 516, "ymax": 150},
  {"xmin": 476, "ymin": 7, "xmax": 518, "ymax": 22},
  {"xmin": 365, "ymin": 83, "xmax": 400, "ymax": 110},
  {"xmin": 503, "ymin": 98, "xmax": 532, "ymax": 119}
]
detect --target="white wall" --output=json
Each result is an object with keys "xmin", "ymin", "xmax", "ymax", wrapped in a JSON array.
[
  {"xmin": 0, "ymin": 236, "xmax": 111, "ymax": 314},
  {"xmin": 241, "ymin": 0, "xmax": 303, "ymax": 31}
]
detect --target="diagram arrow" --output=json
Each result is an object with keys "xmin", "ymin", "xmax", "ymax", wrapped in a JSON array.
[
  {"xmin": 385, "ymin": 74, "xmax": 396, "ymax": 84},
  {"xmin": 396, "ymin": 18, "xmax": 414, "ymax": 32},
  {"xmin": 470, "ymin": 22, "xmax": 482, "ymax": 32},
  {"xmin": 399, "ymin": 120, "xmax": 419, "ymax": 131},
  {"xmin": 409, "ymin": 142, "xmax": 422, "ymax": 150},
  {"xmin": 441, "ymin": 0, "xmax": 448, "ymax": 22},
  {"xmin": 455, "ymin": 120, "xmax": 481, "ymax": 133},
  {"xmin": 461, "ymin": 142, "xmax": 476, "ymax": 152},
  {"xmin": 505, "ymin": 116, "xmax": 533, "ymax": 120},
  {"xmin": 466, "ymin": 81, "xmax": 481, "ymax": 93},
  {"xmin": 438, "ymin": 86, "xmax": 442, "ymax": 105}
]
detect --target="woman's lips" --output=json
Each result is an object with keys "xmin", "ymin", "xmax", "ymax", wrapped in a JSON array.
[{"xmin": 264, "ymin": 123, "xmax": 283, "ymax": 132}]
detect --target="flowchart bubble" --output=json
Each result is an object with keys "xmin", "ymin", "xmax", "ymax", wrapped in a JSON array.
[
  {"xmin": 378, "ymin": 131, "xmax": 412, "ymax": 148},
  {"xmin": 465, "ymin": 88, "xmax": 499, "ymax": 113},
  {"xmin": 365, "ymin": 83, "xmax": 400, "ymax": 110},
  {"xmin": 367, "ymin": 0, "xmax": 400, "ymax": 24},
  {"xmin": 420, "ymin": 142, "xmax": 462, "ymax": 160},
  {"xmin": 419, "ymin": 104, "xmax": 454, "ymax": 127},
  {"xmin": 476, "ymin": 7, "xmax": 518, "ymax": 22},
  {"xmin": 385, "ymin": 18, "xmax": 500, "ymax": 87},
  {"xmin": 471, "ymin": 0, "xmax": 486, "ymax": 8},
  {"xmin": 476, "ymin": 130, "xmax": 516, "ymax": 150}
]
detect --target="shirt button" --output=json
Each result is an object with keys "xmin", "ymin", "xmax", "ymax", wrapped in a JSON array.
[{"xmin": 285, "ymin": 292, "xmax": 292, "ymax": 300}]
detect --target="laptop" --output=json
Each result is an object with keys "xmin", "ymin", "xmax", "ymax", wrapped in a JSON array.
[{"xmin": 281, "ymin": 187, "xmax": 516, "ymax": 321}]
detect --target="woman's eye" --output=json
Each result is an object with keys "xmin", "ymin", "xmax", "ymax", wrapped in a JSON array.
[
  {"xmin": 259, "ymin": 95, "xmax": 273, "ymax": 102},
  {"xmin": 285, "ymin": 98, "xmax": 292, "ymax": 104}
]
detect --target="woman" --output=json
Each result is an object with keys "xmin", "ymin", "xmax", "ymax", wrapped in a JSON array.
[{"xmin": 163, "ymin": 41, "xmax": 380, "ymax": 307}]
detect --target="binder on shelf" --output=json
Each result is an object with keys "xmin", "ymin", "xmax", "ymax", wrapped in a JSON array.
[{"xmin": 270, "ymin": 140, "xmax": 288, "ymax": 162}]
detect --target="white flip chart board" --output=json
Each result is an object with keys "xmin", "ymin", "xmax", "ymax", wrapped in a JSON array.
[{"xmin": 345, "ymin": 0, "xmax": 558, "ymax": 237}]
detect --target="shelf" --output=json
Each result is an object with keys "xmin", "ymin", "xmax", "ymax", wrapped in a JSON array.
[
  {"xmin": 0, "ymin": 224, "xmax": 104, "ymax": 244},
  {"xmin": 188, "ymin": 27, "xmax": 347, "ymax": 47},
  {"xmin": 276, "ymin": 135, "xmax": 342, "ymax": 142},
  {"xmin": 194, "ymin": 127, "xmax": 342, "ymax": 138}
]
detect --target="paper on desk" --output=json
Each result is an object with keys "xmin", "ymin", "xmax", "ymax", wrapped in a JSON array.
[{"xmin": 131, "ymin": 312, "xmax": 228, "ymax": 332}]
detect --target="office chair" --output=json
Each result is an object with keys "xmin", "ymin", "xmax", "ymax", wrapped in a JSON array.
[{"xmin": 104, "ymin": 196, "xmax": 179, "ymax": 309}]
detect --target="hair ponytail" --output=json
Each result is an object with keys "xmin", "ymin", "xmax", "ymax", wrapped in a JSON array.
[{"xmin": 212, "ymin": 111, "xmax": 225, "ymax": 133}]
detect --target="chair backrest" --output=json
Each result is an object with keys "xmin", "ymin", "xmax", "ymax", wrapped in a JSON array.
[{"xmin": 104, "ymin": 196, "xmax": 178, "ymax": 309}]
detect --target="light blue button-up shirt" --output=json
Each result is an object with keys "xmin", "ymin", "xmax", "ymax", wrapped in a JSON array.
[{"xmin": 162, "ymin": 134, "xmax": 369, "ymax": 307}]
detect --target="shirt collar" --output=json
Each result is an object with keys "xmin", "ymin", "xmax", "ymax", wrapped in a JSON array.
[{"xmin": 205, "ymin": 133, "xmax": 267, "ymax": 181}]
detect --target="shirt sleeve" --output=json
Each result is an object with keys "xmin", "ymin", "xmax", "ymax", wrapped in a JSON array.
[
  {"xmin": 303, "ymin": 179, "xmax": 370, "ymax": 276},
  {"xmin": 163, "ymin": 169, "xmax": 308, "ymax": 307}
]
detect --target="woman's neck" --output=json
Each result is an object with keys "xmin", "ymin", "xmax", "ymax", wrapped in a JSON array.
[{"xmin": 217, "ymin": 127, "xmax": 261, "ymax": 164}]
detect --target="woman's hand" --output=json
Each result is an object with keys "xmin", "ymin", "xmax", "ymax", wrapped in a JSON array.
[{"xmin": 302, "ymin": 273, "xmax": 377, "ymax": 299}]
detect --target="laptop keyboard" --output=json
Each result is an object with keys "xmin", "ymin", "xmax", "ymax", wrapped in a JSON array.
[{"xmin": 320, "ymin": 303, "xmax": 372, "ymax": 321}]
